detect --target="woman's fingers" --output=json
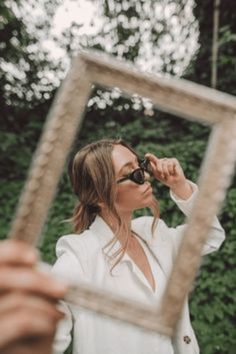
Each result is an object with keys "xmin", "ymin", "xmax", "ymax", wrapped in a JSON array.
[
  {"xmin": 0, "ymin": 240, "xmax": 68, "ymax": 298},
  {"xmin": 145, "ymin": 153, "xmax": 164, "ymax": 178},
  {"xmin": 3, "ymin": 336, "xmax": 55, "ymax": 354},
  {"xmin": 0, "ymin": 240, "xmax": 68, "ymax": 353},
  {"xmin": 0, "ymin": 266, "xmax": 67, "ymax": 299},
  {"xmin": 146, "ymin": 154, "xmax": 175, "ymax": 178},
  {"xmin": 145, "ymin": 153, "xmax": 186, "ymax": 189},
  {"xmin": 167, "ymin": 159, "xmax": 176, "ymax": 175},
  {"xmin": 0, "ymin": 293, "xmax": 64, "ymax": 348},
  {"xmin": 0, "ymin": 240, "xmax": 37, "ymax": 266},
  {"xmin": 0, "ymin": 292, "xmax": 64, "ymax": 320},
  {"xmin": 162, "ymin": 159, "xmax": 171, "ymax": 179},
  {"xmin": 0, "ymin": 314, "xmax": 57, "ymax": 349}
]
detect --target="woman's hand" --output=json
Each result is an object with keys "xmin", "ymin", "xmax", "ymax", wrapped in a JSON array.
[
  {"xmin": 145, "ymin": 153, "xmax": 193, "ymax": 200},
  {"xmin": 0, "ymin": 240, "xmax": 68, "ymax": 354}
]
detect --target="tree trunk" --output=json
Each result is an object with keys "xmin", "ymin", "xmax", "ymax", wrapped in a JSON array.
[{"xmin": 211, "ymin": 0, "xmax": 220, "ymax": 88}]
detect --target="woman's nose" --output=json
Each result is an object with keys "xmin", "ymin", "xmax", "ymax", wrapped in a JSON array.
[{"xmin": 144, "ymin": 171, "xmax": 150, "ymax": 181}]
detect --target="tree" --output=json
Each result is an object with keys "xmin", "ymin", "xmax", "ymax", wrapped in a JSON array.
[
  {"xmin": 211, "ymin": 0, "xmax": 220, "ymax": 88},
  {"xmin": 0, "ymin": 0, "xmax": 62, "ymax": 179},
  {"xmin": 185, "ymin": 0, "xmax": 236, "ymax": 95}
]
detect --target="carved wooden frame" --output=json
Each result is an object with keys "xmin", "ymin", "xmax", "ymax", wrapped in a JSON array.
[{"xmin": 8, "ymin": 50, "xmax": 236, "ymax": 336}]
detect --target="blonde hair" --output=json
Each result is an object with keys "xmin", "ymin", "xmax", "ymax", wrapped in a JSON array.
[{"xmin": 69, "ymin": 138, "xmax": 159, "ymax": 269}]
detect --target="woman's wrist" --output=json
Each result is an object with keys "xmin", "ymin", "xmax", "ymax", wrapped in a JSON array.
[{"xmin": 170, "ymin": 179, "xmax": 193, "ymax": 200}]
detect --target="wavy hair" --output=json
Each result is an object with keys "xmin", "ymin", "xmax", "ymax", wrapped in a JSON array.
[{"xmin": 69, "ymin": 138, "xmax": 159, "ymax": 270}]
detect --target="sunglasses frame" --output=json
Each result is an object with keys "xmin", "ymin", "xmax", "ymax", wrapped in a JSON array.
[
  {"xmin": 117, "ymin": 158, "xmax": 151, "ymax": 185},
  {"xmin": 139, "ymin": 158, "xmax": 152, "ymax": 175},
  {"xmin": 117, "ymin": 167, "xmax": 145, "ymax": 185}
]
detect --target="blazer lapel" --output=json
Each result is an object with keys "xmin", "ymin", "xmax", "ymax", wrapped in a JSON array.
[{"xmin": 132, "ymin": 218, "xmax": 174, "ymax": 279}]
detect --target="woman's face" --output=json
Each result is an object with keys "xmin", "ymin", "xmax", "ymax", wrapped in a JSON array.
[{"xmin": 112, "ymin": 144, "xmax": 153, "ymax": 214}]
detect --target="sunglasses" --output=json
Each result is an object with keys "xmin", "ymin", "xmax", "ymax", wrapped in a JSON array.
[{"xmin": 117, "ymin": 158, "xmax": 152, "ymax": 185}]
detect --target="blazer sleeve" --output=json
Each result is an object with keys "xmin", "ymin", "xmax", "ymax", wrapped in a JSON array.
[
  {"xmin": 51, "ymin": 235, "xmax": 86, "ymax": 354},
  {"xmin": 168, "ymin": 180, "xmax": 225, "ymax": 255},
  {"xmin": 52, "ymin": 299, "xmax": 73, "ymax": 354}
]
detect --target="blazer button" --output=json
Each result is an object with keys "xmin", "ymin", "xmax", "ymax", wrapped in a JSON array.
[{"xmin": 183, "ymin": 335, "xmax": 191, "ymax": 344}]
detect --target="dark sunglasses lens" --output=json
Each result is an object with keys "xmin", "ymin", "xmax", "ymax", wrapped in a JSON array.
[{"xmin": 132, "ymin": 169, "xmax": 145, "ymax": 184}]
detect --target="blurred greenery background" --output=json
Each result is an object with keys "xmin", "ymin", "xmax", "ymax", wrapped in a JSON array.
[{"xmin": 0, "ymin": 0, "xmax": 235, "ymax": 353}]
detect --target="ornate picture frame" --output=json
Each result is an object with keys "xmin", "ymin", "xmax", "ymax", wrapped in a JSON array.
[{"xmin": 8, "ymin": 50, "xmax": 236, "ymax": 336}]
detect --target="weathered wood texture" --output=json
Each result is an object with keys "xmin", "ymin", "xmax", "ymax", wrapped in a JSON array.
[
  {"xmin": 82, "ymin": 51, "xmax": 236, "ymax": 124},
  {"xmin": 8, "ymin": 58, "xmax": 92, "ymax": 244}
]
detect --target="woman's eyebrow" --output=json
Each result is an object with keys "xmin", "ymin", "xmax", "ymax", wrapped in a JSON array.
[{"xmin": 118, "ymin": 157, "xmax": 139, "ymax": 175}]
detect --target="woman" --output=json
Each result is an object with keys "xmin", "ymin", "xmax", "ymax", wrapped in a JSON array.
[
  {"xmin": 52, "ymin": 138, "xmax": 225, "ymax": 354},
  {"xmin": 0, "ymin": 239, "xmax": 67, "ymax": 354}
]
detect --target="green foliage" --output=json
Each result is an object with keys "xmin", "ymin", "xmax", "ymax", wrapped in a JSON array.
[
  {"xmin": 183, "ymin": 2, "xmax": 236, "ymax": 352},
  {"xmin": 186, "ymin": 0, "xmax": 236, "ymax": 95},
  {"xmin": 190, "ymin": 199, "xmax": 236, "ymax": 354}
]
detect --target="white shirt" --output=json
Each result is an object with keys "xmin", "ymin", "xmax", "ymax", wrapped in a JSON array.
[{"xmin": 52, "ymin": 182, "xmax": 225, "ymax": 354}]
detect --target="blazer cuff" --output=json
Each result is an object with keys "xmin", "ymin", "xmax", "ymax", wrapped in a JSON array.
[{"xmin": 170, "ymin": 180, "xmax": 198, "ymax": 217}]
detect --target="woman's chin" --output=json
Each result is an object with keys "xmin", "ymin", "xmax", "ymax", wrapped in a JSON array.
[{"xmin": 139, "ymin": 196, "xmax": 153, "ymax": 208}]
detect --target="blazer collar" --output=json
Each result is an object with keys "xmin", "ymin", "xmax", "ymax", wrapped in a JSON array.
[
  {"xmin": 88, "ymin": 216, "xmax": 171, "ymax": 276},
  {"xmin": 89, "ymin": 215, "xmax": 152, "ymax": 248},
  {"xmin": 89, "ymin": 215, "xmax": 115, "ymax": 248}
]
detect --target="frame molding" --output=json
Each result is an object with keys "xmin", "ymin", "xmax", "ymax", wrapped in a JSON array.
[{"xmin": 8, "ymin": 50, "xmax": 236, "ymax": 336}]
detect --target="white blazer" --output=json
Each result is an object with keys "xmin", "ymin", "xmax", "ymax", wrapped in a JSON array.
[{"xmin": 52, "ymin": 183, "xmax": 225, "ymax": 354}]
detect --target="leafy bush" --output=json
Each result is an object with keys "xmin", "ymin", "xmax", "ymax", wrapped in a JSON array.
[
  {"xmin": 1, "ymin": 99, "xmax": 235, "ymax": 354},
  {"xmin": 63, "ymin": 113, "xmax": 236, "ymax": 354}
]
